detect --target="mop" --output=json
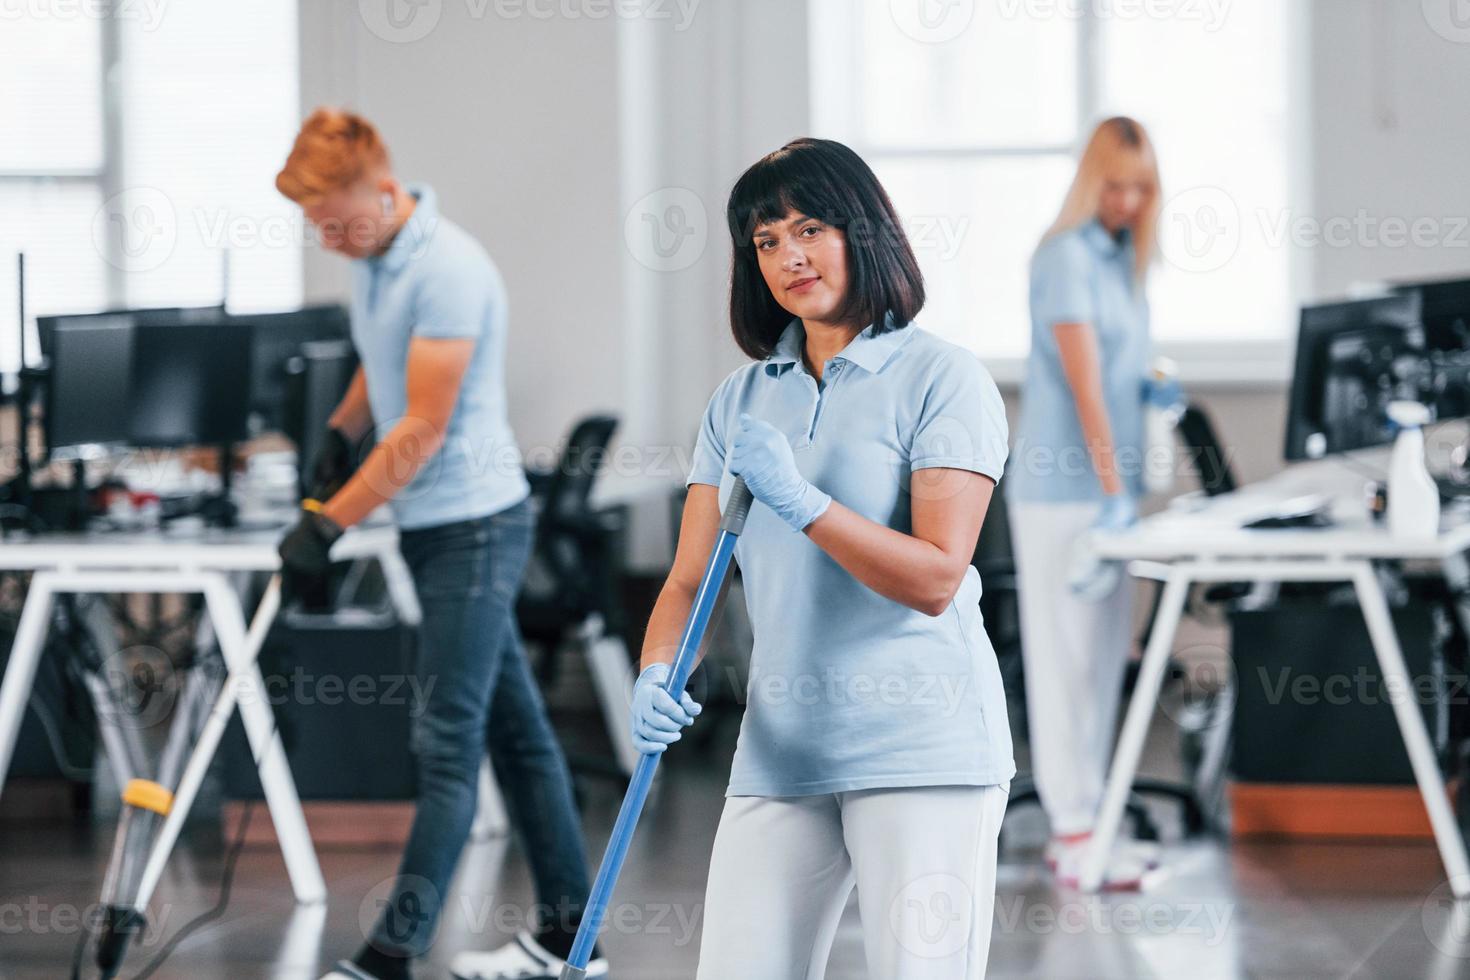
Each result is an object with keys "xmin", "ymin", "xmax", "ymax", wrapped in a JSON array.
[
  {"xmin": 560, "ymin": 478, "xmax": 753, "ymax": 979},
  {"xmin": 78, "ymin": 574, "xmax": 283, "ymax": 979}
]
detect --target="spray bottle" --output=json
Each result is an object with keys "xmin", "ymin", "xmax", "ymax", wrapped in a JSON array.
[{"xmin": 1386, "ymin": 400, "xmax": 1440, "ymax": 538}]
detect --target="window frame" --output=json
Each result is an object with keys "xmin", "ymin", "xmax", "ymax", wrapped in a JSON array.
[
  {"xmin": 810, "ymin": 2, "xmax": 1313, "ymax": 385},
  {"xmin": 6, "ymin": 3, "xmax": 305, "ymax": 364},
  {"xmin": 1, "ymin": 10, "xmax": 124, "ymax": 323}
]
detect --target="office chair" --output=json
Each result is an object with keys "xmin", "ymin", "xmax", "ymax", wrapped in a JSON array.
[{"xmin": 516, "ymin": 415, "xmax": 640, "ymax": 779}]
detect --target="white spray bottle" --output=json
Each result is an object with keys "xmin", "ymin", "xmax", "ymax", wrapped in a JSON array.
[
  {"xmin": 1386, "ymin": 401, "xmax": 1440, "ymax": 538},
  {"xmin": 1144, "ymin": 357, "xmax": 1183, "ymax": 496}
]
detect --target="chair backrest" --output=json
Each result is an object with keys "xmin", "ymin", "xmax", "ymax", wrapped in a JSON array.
[
  {"xmin": 972, "ymin": 483, "xmax": 1015, "ymax": 571},
  {"xmin": 521, "ymin": 415, "xmax": 620, "ymax": 618},
  {"xmin": 1177, "ymin": 404, "xmax": 1238, "ymax": 497},
  {"xmin": 542, "ymin": 414, "xmax": 619, "ymax": 523}
]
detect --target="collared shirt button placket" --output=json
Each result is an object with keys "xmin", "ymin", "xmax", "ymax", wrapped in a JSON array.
[{"xmin": 809, "ymin": 360, "xmax": 845, "ymax": 441}]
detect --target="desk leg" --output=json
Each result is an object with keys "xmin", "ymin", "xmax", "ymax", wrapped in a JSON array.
[
  {"xmin": 203, "ymin": 576, "xmax": 325, "ymax": 904},
  {"xmin": 1353, "ymin": 563, "xmax": 1470, "ymax": 898},
  {"xmin": 377, "ymin": 546, "xmax": 422, "ymax": 627},
  {"xmin": 0, "ymin": 573, "xmax": 56, "ymax": 798},
  {"xmin": 134, "ymin": 577, "xmax": 325, "ymax": 909},
  {"xmin": 1079, "ymin": 570, "xmax": 1191, "ymax": 893}
]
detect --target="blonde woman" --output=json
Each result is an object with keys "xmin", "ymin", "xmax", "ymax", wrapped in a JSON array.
[{"xmin": 1006, "ymin": 116, "xmax": 1178, "ymax": 890}]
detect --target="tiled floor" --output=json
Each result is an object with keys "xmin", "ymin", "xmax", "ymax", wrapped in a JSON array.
[
  {"xmin": 0, "ymin": 640, "xmax": 1462, "ymax": 980},
  {"xmin": 3, "ymin": 743, "xmax": 1468, "ymax": 980}
]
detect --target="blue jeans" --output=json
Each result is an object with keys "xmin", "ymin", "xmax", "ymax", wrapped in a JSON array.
[{"xmin": 368, "ymin": 497, "xmax": 590, "ymax": 958}]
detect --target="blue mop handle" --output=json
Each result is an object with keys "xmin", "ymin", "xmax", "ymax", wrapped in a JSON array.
[{"xmin": 561, "ymin": 478, "xmax": 754, "ymax": 978}]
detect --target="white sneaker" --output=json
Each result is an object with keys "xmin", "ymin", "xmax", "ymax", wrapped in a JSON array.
[{"xmin": 450, "ymin": 930, "xmax": 609, "ymax": 980}]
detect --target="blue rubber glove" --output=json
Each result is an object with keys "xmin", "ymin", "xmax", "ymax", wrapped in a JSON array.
[
  {"xmin": 1069, "ymin": 494, "xmax": 1139, "ymax": 601},
  {"xmin": 1142, "ymin": 375, "xmax": 1186, "ymax": 415},
  {"xmin": 1092, "ymin": 492, "xmax": 1140, "ymax": 533},
  {"xmin": 630, "ymin": 663, "xmax": 702, "ymax": 755},
  {"xmin": 730, "ymin": 413, "xmax": 832, "ymax": 532}
]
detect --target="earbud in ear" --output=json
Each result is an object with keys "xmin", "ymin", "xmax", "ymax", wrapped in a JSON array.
[{"xmin": 381, "ymin": 192, "xmax": 394, "ymax": 217}]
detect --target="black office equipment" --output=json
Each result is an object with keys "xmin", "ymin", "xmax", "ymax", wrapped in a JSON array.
[
  {"xmin": 282, "ymin": 338, "xmax": 359, "ymax": 497},
  {"xmin": 1178, "ymin": 404, "xmax": 1238, "ymax": 497},
  {"xmin": 44, "ymin": 315, "xmax": 136, "ymax": 456},
  {"xmin": 221, "ymin": 620, "xmax": 418, "ymax": 802},
  {"xmin": 127, "ymin": 317, "xmax": 254, "ymax": 448},
  {"xmin": 34, "ymin": 308, "xmax": 254, "ymax": 527},
  {"xmin": 1392, "ymin": 277, "xmax": 1470, "ymax": 423},
  {"xmin": 235, "ymin": 305, "xmax": 350, "ymax": 431},
  {"xmin": 1230, "ymin": 596, "xmax": 1445, "ymax": 785},
  {"xmin": 1394, "ymin": 276, "xmax": 1470, "ymax": 350},
  {"xmin": 1242, "ymin": 501, "xmax": 1334, "ymax": 530},
  {"xmin": 1283, "ymin": 293, "xmax": 1428, "ymax": 461},
  {"xmin": 36, "ymin": 306, "xmax": 224, "ymax": 359},
  {"xmin": 517, "ymin": 415, "xmax": 638, "ymax": 782}
]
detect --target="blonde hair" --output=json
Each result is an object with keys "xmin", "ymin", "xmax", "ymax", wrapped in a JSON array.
[
  {"xmin": 1041, "ymin": 116, "xmax": 1160, "ymax": 281},
  {"xmin": 276, "ymin": 107, "xmax": 390, "ymax": 204}
]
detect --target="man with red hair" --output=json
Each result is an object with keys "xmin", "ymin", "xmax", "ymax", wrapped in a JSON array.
[{"xmin": 275, "ymin": 107, "xmax": 606, "ymax": 980}]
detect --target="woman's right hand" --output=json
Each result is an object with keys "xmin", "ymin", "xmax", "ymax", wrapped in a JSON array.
[
  {"xmin": 631, "ymin": 662, "xmax": 702, "ymax": 755},
  {"xmin": 1091, "ymin": 493, "xmax": 1139, "ymax": 533}
]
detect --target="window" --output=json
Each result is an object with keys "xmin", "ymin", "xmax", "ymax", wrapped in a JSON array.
[
  {"xmin": 810, "ymin": 0, "xmax": 1306, "ymax": 375},
  {"xmin": 0, "ymin": 2, "xmax": 301, "ymax": 372},
  {"xmin": 0, "ymin": 14, "xmax": 109, "ymax": 368}
]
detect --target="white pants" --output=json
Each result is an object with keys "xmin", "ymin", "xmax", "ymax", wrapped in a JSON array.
[
  {"xmin": 696, "ymin": 784, "xmax": 1009, "ymax": 980},
  {"xmin": 1011, "ymin": 501, "xmax": 1136, "ymax": 836}
]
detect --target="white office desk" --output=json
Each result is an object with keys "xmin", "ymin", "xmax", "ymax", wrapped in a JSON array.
[
  {"xmin": 0, "ymin": 520, "xmax": 422, "ymax": 912},
  {"xmin": 1080, "ymin": 473, "xmax": 1470, "ymax": 896}
]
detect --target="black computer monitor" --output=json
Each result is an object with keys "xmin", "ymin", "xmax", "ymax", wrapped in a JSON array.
[
  {"xmin": 232, "ymin": 305, "xmax": 350, "ymax": 429},
  {"xmin": 283, "ymin": 339, "xmax": 359, "ymax": 495},
  {"xmin": 44, "ymin": 315, "xmax": 136, "ymax": 456},
  {"xmin": 36, "ymin": 306, "xmax": 225, "ymax": 360},
  {"xmin": 1393, "ymin": 277, "xmax": 1470, "ymax": 350},
  {"xmin": 1392, "ymin": 277, "xmax": 1470, "ymax": 421},
  {"xmin": 127, "ymin": 315, "xmax": 255, "ymax": 447},
  {"xmin": 1284, "ymin": 293, "xmax": 1428, "ymax": 461}
]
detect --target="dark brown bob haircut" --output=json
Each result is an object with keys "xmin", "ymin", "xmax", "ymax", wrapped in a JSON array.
[{"xmin": 725, "ymin": 137, "xmax": 925, "ymax": 361}]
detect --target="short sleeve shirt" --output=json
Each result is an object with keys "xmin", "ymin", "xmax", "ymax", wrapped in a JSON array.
[
  {"xmin": 686, "ymin": 318, "xmax": 1015, "ymax": 797},
  {"xmin": 350, "ymin": 185, "xmax": 530, "ymax": 529},
  {"xmin": 1007, "ymin": 219, "xmax": 1152, "ymax": 503}
]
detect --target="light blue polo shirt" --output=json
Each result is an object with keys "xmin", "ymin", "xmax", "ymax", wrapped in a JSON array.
[
  {"xmin": 1007, "ymin": 219, "xmax": 1152, "ymax": 503},
  {"xmin": 350, "ymin": 185, "xmax": 530, "ymax": 530},
  {"xmin": 686, "ymin": 317, "xmax": 1015, "ymax": 797}
]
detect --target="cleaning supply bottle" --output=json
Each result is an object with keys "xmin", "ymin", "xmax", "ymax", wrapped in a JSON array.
[
  {"xmin": 1386, "ymin": 401, "xmax": 1440, "ymax": 538},
  {"xmin": 1144, "ymin": 356, "xmax": 1183, "ymax": 496}
]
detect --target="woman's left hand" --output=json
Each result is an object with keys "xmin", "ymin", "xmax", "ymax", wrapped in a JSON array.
[
  {"xmin": 730, "ymin": 414, "xmax": 832, "ymax": 532},
  {"xmin": 1142, "ymin": 375, "xmax": 1185, "ymax": 414}
]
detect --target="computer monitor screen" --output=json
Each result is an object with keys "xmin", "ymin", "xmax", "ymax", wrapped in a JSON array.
[
  {"xmin": 37, "ymin": 306, "xmax": 224, "ymax": 360},
  {"xmin": 128, "ymin": 317, "xmax": 255, "ymax": 447},
  {"xmin": 283, "ymin": 339, "xmax": 359, "ymax": 492},
  {"xmin": 1284, "ymin": 293, "xmax": 1428, "ymax": 461},
  {"xmin": 1392, "ymin": 277, "xmax": 1470, "ymax": 420},
  {"xmin": 235, "ymin": 305, "xmax": 350, "ymax": 428},
  {"xmin": 45, "ymin": 315, "xmax": 136, "ymax": 455},
  {"xmin": 1393, "ymin": 277, "xmax": 1470, "ymax": 350}
]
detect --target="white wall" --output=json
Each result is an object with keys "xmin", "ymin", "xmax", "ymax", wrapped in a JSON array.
[
  {"xmin": 296, "ymin": 0, "xmax": 1470, "ymax": 569},
  {"xmin": 297, "ymin": 0, "xmax": 625, "ymax": 462},
  {"xmin": 1310, "ymin": 0, "xmax": 1470, "ymax": 298}
]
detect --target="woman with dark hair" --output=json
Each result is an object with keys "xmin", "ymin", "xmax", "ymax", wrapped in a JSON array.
[{"xmin": 630, "ymin": 138, "xmax": 1013, "ymax": 978}]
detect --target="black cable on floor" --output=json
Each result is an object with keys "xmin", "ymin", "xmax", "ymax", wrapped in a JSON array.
[
  {"xmin": 66, "ymin": 799, "xmax": 259, "ymax": 979},
  {"xmin": 126, "ymin": 799, "xmax": 255, "ymax": 980}
]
